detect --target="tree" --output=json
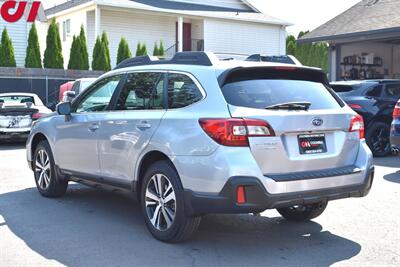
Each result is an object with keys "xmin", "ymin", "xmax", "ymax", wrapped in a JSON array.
[
  {"xmin": 68, "ymin": 36, "xmax": 81, "ymax": 70},
  {"xmin": 92, "ymin": 37, "xmax": 109, "ymax": 71},
  {"xmin": 153, "ymin": 42, "xmax": 159, "ymax": 56},
  {"xmin": 44, "ymin": 19, "xmax": 64, "ymax": 69},
  {"xmin": 25, "ymin": 23, "xmax": 42, "ymax": 68},
  {"xmin": 136, "ymin": 42, "xmax": 142, "ymax": 57},
  {"xmin": 101, "ymin": 31, "xmax": 111, "ymax": 70},
  {"xmin": 158, "ymin": 40, "xmax": 165, "ymax": 57},
  {"xmin": 79, "ymin": 25, "xmax": 89, "ymax": 70},
  {"xmin": 140, "ymin": 43, "xmax": 148, "ymax": 56},
  {"xmin": 0, "ymin": 28, "xmax": 16, "ymax": 67},
  {"xmin": 117, "ymin": 37, "xmax": 132, "ymax": 65}
]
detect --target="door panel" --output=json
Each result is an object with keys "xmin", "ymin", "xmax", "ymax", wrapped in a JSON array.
[{"xmin": 98, "ymin": 72, "xmax": 166, "ymax": 182}]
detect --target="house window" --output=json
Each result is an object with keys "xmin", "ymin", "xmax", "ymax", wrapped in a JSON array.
[{"xmin": 63, "ymin": 19, "xmax": 71, "ymax": 42}]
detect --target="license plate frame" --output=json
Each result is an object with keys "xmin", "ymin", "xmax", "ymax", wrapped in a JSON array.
[{"xmin": 298, "ymin": 133, "xmax": 327, "ymax": 155}]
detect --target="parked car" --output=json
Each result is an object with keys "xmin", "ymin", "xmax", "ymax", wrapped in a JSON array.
[
  {"xmin": 26, "ymin": 52, "xmax": 374, "ymax": 243},
  {"xmin": 58, "ymin": 81, "xmax": 74, "ymax": 103},
  {"xmin": 330, "ymin": 80, "xmax": 400, "ymax": 157},
  {"xmin": 0, "ymin": 93, "xmax": 52, "ymax": 141},
  {"xmin": 62, "ymin": 78, "xmax": 97, "ymax": 102},
  {"xmin": 390, "ymin": 99, "xmax": 400, "ymax": 148}
]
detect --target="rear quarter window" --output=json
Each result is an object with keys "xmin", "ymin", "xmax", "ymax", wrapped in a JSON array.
[{"xmin": 221, "ymin": 79, "xmax": 341, "ymax": 110}]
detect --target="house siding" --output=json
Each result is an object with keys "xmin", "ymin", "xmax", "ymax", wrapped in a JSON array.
[
  {"xmin": 100, "ymin": 9, "xmax": 176, "ymax": 68},
  {"xmin": 87, "ymin": 10, "xmax": 96, "ymax": 66},
  {"xmin": 203, "ymin": 18, "xmax": 286, "ymax": 55}
]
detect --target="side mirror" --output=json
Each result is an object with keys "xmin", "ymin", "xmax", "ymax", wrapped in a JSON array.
[
  {"xmin": 63, "ymin": 91, "xmax": 76, "ymax": 102},
  {"xmin": 57, "ymin": 101, "xmax": 72, "ymax": 116}
]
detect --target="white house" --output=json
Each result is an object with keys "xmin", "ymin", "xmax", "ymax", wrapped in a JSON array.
[
  {"xmin": 0, "ymin": 0, "xmax": 46, "ymax": 67},
  {"xmin": 42, "ymin": 0, "xmax": 291, "ymax": 69}
]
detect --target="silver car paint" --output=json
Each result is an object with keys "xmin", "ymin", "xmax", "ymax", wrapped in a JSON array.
[{"xmin": 27, "ymin": 62, "xmax": 373, "ymax": 197}]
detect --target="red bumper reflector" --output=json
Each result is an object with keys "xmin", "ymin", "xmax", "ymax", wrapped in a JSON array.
[{"xmin": 236, "ymin": 186, "xmax": 246, "ymax": 204}]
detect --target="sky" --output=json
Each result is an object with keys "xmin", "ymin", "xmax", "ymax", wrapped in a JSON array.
[{"xmin": 42, "ymin": 0, "xmax": 361, "ymax": 36}]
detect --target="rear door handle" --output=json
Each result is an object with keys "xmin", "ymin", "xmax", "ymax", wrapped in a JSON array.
[
  {"xmin": 88, "ymin": 123, "xmax": 100, "ymax": 132},
  {"xmin": 136, "ymin": 121, "xmax": 151, "ymax": 130}
]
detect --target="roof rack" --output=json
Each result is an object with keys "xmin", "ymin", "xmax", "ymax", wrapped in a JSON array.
[
  {"xmin": 114, "ymin": 52, "xmax": 302, "ymax": 70},
  {"xmin": 114, "ymin": 52, "xmax": 217, "ymax": 70}
]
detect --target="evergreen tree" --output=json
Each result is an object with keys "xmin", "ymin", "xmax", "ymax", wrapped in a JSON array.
[
  {"xmin": 92, "ymin": 37, "xmax": 102, "ymax": 70},
  {"xmin": 0, "ymin": 28, "xmax": 16, "ymax": 67},
  {"xmin": 25, "ymin": 23, "xmax": 42, "ymax": 68},
  {"xmin": 43, "ymin": 19, "xmax": 64, "ymax": 69},
  {"xmin": 158, "ymin": 40, "xmax": 165, "ymax": 56},
  {"xmin": 141, "ymin": 43, "xmax": 148, "ymax": 56},
  {"xmin": 117, "ymin": 37, "xmax": 132, "ymax": 65},
  {"xmin": 79, "ymin": 25, "xmax": 89, "ymax": 70},
  {"xmin": 96, "ymin": 42, "xmax": 110, "ymax": 71},
  {"xmin": 101, "ymin": 32, "xmax": 111, "ymax": 70},
  {"xmin": 136, "ymin": 42, "xmax": 142, "ymax": 57},
  {"xmin": 153, "ymin": 42, "xmax": 159, "ymax": 56},
  {"xmin": 68, "ymin": 36, "xmax": 82, "ymax": 70}
]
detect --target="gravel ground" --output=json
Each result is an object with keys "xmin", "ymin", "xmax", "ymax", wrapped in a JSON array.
[{"xmin": 0, "ymin": 142, "xmax": 399, "ymax": 267}]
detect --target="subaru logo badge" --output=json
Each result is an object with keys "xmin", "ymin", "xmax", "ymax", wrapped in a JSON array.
[{"xmin": 312, "ymin": 118, "xmax": 324, "ymax": 127}]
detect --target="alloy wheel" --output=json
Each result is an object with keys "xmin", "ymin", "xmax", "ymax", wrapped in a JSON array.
[
  {"xmin": 35, "ymin": 149, "xmax": 51, "ymax": 190},
  {"xmin": 371, "ymin": 127, "xmax": 390, "ymax": 154},
  {"xmin": 145, "ymin": 174, "xmax": 176, "ymax": 231}
]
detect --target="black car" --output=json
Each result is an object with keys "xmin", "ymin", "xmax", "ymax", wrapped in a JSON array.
[{"xmin": 331, "ymin": 80, "xmax": 400, "ymax": 157}]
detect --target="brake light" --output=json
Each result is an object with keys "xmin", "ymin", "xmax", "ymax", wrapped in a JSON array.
[
  {"xmin": 199, "ymin": 118, "xmax": 275, "ymax": 147},
  {"xmin": 349, "ymin": 103, "xmax": 362, "ymax": 110},
  {"xmin": 349, "ymin": 115, "xmax": 365, "ymax": 139},
  {"xmin": 393, "ymin": 102, "xmax": 400, "ymax": 119},
  {"xmin": 236, "ymin": 186, "xmax": 246, "ymax": 204},
  {"xmin": 32, "ymin": 112, "xmax": 42, "ymax": 119}
]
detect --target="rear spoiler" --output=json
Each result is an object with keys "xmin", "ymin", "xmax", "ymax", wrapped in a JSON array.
[{"xmin": 218, "ymin": 66, "xmax": 329, "ymax": 87}]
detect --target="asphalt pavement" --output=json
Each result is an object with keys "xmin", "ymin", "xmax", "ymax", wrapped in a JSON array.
[{"xmin": 0, "ymin": 142, "xmax": 399, "ymax": 267}]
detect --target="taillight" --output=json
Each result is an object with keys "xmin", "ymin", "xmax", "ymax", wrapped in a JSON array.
[
  {"xmin": 199, "ymin": 118, "xmax": 275, "ymax": 147},
  {"xmin": 349, "ymin": 103, "xmax": 362, "ymax": 110},
  {"xmin": 393, "ymin": 102, "xmax": 400, "ymax": 119},
  {"xmin": 349, "ymin": 115, "xmax": 365, "ymax": 139},
  {"xmin": 236, "ymin": 186, "xmax": 246, "ymax": 204},
  {"xmin": 32, "ymin": 112, "xmax": 42, "ymax": 120}
]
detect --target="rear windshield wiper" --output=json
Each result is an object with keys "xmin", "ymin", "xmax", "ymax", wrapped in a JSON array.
[{"xmin": 265, "ymin": 102, "xmax": 311, "ymax": 111}]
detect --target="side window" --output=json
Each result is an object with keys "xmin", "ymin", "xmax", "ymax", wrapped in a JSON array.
[
  {"xmin": 167, "ymin": 73, "xmax": 203, "ymax": 108},
  {"xmin": 115, "ymin": 72, "xmax": 164, "ymax": 110},
  {"xmin": 384, "ymin": 84, "xmax": 400, "ymax": 99},
  {"xmin": 75, "ymin": 75, "xmax": 122, "ymax": 113},
  {"xmin": 366, "ymin": 85, "xmax": 382, "ymax": 97},
  {"xmin": 72, "ymin": 81, "xmax": 80, "ymax": 94}
]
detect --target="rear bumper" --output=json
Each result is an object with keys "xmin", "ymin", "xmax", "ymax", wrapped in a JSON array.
[
  {"xmin": 184, "ymin": 166, "xmax": 375, "ymax": 216},
  {"xmin": 0, "ymin": 128, "xmax": 30, "ymax": 140}
]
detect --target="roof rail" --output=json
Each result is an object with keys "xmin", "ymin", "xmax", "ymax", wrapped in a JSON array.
[
  {"xmin": 246, "ymin": 54, "xmax": 303, "ymax": 66},
  {"xmin": 114, "ymin": 52, "xmax": 216, "ymax": 70}
]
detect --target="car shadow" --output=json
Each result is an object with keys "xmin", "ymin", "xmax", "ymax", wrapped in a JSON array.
[
  {"xmin": 0, "ymin": 184, "xmax": 361, "ymax": 267},
  {"xmin": 384, "ymin": 171, "xmax": 400, "ymax": 184},
  {"xmin": 0, "ymin": 141, "xmax": 26, "ymax": 151},
  {"xmin": 373, "ymin": 156, "xmax": 399, "ymax": 168}
]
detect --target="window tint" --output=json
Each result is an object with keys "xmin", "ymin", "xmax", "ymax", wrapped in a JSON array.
[
  {"xmin": 168, "ymin": 73, "xmax": 203, "ymax": 108},
  {"xmin": 366, "ymin": 85, "xmax": 382, "ymax": 97},
  {"xmin": 72, "ymin": 81, "xmax": 80, "ymax": 94},
  {"xmin": 222, "ymin": 80, "xmax": 341, "ymax": 110},
  {"xmin": 385, "ymin": 84, "xmax": 400, "ymax": 99},
  {"xmin": 75, "ymin": 75, "xmax": 122, "ymax": 113},
  {"xmin": 0, "ymin": 96, "xmax": 35, "ymax": 104},
  {"xmin": 115, "ymin": 72, "xmax": 164, "ymax": 110},
  {"xmin": 331, "ymin": 84, "xmax": 359, "ymax": 93}
]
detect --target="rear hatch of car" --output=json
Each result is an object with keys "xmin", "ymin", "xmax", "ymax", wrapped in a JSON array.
[
  {"xmin": 0, "ymin": 104, "xmax": 38, "ymax": 130},
  {"xmin": 219, "ymin": 66, "xmax": 362, "ymax": 175}
]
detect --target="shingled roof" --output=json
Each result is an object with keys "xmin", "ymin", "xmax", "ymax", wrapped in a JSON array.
[{"xmin": 299, "ymin": 0, "xmax": 400, "ymax": 43}]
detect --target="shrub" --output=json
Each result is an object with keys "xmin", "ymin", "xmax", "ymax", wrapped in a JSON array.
[
  {"xmin": 79, "ymin": 25, "xmax": 89, "ymax": 70},
  {"xmin": 0, "ymin": 28, "xmax": 16, "ymax": 67},
  {"xmin": 43, "ymin": 19, "xmax": 64, "ymax": 69},
  {"xmin": 117, "ymin": 37, "xmax": 132, "ymax": 65},
  {"xmin": 25, "ymin": 23, "xmax": 42, "ymax": 68}
]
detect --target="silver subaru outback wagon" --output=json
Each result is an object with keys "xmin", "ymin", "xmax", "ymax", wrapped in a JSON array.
[{"xmin": 26, "ymin": 52, "xmax": 374, "ymax": 243}]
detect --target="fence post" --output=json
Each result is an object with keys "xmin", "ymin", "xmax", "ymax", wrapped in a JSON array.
[{"xmin": 46, "ymin": 75, "xmax": 49, "ymax": 105}]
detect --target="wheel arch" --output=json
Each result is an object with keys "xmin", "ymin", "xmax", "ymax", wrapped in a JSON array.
[
  {"xmin": 30, "ymin": 133, "xmax": 50, "ymax": 168},
  {"xmin": 367, "ymin": 115, "xmax": 392, "ymax": 128},
  {"xmin": 135, "ymin": 150, "xmax": 178, "ymax": 201}
]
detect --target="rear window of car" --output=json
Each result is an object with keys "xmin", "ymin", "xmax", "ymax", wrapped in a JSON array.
[
  {"xmin": 330, "ymin": 84, "xmax": 360, "ymax": 93},
  {"xmin": 0, "ymin": 96, "xmax": 35, "ymax": 104},
  {"xmin": 221, "ymin": 79, "xmax": 341, "ymax": 110}
]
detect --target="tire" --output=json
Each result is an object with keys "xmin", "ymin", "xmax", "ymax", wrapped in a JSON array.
[
  {"xmin": 33, "ymin": 140, "xmax": 68, "ymax": 198},
  {"xmin": 140, "ymin": 160, "xmax": 201, "ymax": 243},
  {"xmin": 277, "ymin": 201, "xmax": 328, "ymax": 222},
  {"xmin": 366, "ymin": 122, "xmax": 391, "ymax": 157}
]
